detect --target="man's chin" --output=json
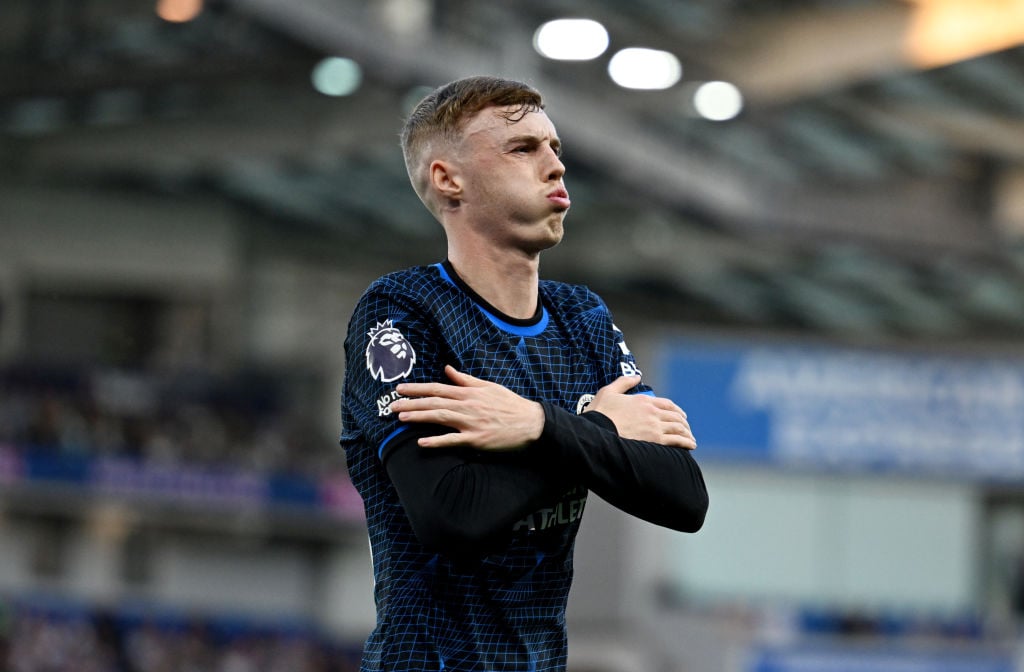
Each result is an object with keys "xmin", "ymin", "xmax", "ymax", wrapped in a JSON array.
[
  {"xmin": 513, "ymin": 216, "xmax": 565, "ymax": 253},
  {"xmin": 539, "ymin": 220, "xmax": 564, "ymax": 249}
]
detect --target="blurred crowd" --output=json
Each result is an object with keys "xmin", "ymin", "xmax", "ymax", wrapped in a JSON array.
[
  {"xmin": 0, "ymin": 365, "xmax": 344, "ymax": 478},
  {"xmin": 0, "ymin": 600, "xmax": 361, "ymax": 672}
]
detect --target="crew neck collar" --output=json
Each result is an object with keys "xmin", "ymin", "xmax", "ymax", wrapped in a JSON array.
[{"xmin": 435, "ymin": 260, "xmax": 549, "ymax": 336}]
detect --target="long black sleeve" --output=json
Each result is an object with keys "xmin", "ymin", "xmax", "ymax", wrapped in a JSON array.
[
  {"xmin": 538, "ymin": 402, "xmax": 708, "ymax": 533},
  {"xmin": 382, "ymin": 423, "xmax": 575, "ymax": 554},
  {"xmin": 383, "ymin": 405, "xmax": 707, "ymax": 553}
]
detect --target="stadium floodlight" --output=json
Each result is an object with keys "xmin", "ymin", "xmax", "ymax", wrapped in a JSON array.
[
  {"xmin": 533, "ymin": 19, "xmax": 609, "ymax": 61},
  {"xmin": 904, "ymin": 0, "xmax": 1024, "ymax": 67},
  {"xmin": 608, "ymin": 48, "xmax": 682, "ymax": 90},
  {"xmin": 693, "ymin": 81, "xmax": 744, "ymax": 121},
  {"xmin": 156, "ymin": 0, "xmax": 203, "ymax": 22},
  {"xmin": 312, "ymin": 57, "xmax": 362, "ymax": 97}
]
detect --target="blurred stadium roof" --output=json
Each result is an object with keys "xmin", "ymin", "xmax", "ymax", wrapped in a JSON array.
[{"xmin": 3, "ymin": 0, "xmax": 1024, "ymax": 343}]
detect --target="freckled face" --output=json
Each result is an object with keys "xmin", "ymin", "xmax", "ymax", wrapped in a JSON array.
[{"xmin": 454, "ymin": 106, "xmax": 570, "ymax": 252}]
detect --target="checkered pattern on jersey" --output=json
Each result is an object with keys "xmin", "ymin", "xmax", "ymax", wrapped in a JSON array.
[{"xmin": 341, "ymin": 263, "xmax": 650, "ymax": 672}]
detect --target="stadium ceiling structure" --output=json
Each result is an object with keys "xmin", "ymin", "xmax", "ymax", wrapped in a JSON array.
[{"xmin": 3, "ymin": 0, "xmax": 1024, "ymax": 344}]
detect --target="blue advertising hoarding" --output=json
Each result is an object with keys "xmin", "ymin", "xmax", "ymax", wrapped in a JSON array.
[
  {"xmin": 747, "ymin": 645, "xmax": 1014, "ymax": 672},
  {"xmin": 657, "ymin": 338, "xmax": 1024, "ymax": 480},
  {"xmin": 0, "ymin": 444, "xmax": 365, "ymax": 519}
]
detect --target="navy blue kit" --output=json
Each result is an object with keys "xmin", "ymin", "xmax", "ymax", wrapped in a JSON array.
[{"xmin": 342, "ymin": 261, "xmax": 707, "ymax": 671}]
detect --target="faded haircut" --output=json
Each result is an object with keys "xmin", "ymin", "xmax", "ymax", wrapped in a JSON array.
[{"xmin": 400, "ymin": 76, "xmax": 544, "ymax": 217}]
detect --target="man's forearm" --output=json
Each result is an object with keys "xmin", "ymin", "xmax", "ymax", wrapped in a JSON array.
[
  {"xmin": 383, "ymin": 424, "xmax": 574, "ymax": 554},
  {"xmin": 384, "ymin": 400, "xmax": 707, "ymax": 556},
  {"xmin": 539, "ymin": 402, "xmax": 708, "ymax": 533}
]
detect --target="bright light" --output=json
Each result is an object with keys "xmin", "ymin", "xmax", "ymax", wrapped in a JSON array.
[
  {"xmin": 608, "ymin": 48, "xmax": 682, "ymax": 90},
  {"xmin": 533, "ymin": 19, "xmax": 609, "ymax": 61},
  {"xmin": 379, "ymin": 0, "xmax": 431, "ymax": 38},
  {"xmin": 156, "ymin": 0, "xmax": 203, "ymax": 23},
  {"xmin": 312, "ymin": 57, "xmax": 362, "ymax": 97},
  {"xmin": 904, "ymin": 0, "xmax": 1024, "ymax": 68},
  {"xmin": 693, "ymin": 81, "xmax": 744, "ymax": 121}
]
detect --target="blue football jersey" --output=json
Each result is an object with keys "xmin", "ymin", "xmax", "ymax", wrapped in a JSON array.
[{"xmin": 341, "ymin": 262, "xmax": 650, "ymax": 672}]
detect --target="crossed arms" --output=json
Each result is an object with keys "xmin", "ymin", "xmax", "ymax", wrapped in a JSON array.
[{"xmin": 383, "ymin": 365, "xmax": 708, "ymax": 554}]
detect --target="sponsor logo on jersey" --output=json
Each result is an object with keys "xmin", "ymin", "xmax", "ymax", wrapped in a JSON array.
[
  {"xmin": 366, "ymin": 320, "xmax": 416, "ymax": 383},
  {"xmin": 612, "ymin": 324, "xmax": 641, "ymax": 377},
  {"xmin": 620, "ymin": 360, "xmax": 642, "ymax": 377},
  {"xmin": 612, "ymin": 323, "xmax": 632, "ymax": 355},
  {"xmin": 513, "ymin": 487, "xmax": 587, "ymax": 533}
]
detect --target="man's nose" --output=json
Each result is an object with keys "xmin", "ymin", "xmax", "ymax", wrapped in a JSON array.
[{"xmin": 546, "ymin": 149, "xmax": 565, "ymax": 181}]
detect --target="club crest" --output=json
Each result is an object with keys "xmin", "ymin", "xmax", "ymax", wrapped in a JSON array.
[
  {"xmin": 576, "ymin": 394, "xmax": 595, "ymax": 415},
  {"xmin": 366, "ymin": 320, "xmax": 417, "ymax": 382}
]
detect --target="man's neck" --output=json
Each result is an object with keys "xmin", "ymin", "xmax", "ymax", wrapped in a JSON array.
[{"xmin": 447, "ymin": 246, "xmax": 540, "ymax": 320}]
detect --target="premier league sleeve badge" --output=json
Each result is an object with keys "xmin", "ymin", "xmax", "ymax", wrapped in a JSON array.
[{"xmin": 365, "ymin": 319, "xmax": 417, "ymax": 383}]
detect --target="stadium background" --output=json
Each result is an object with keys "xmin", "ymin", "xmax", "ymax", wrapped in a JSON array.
[{"xmin": 3, "ymin": 1, "xmax": 1024, "ymax": 670}]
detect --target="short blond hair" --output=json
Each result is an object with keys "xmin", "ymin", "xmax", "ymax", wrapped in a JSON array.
[{"xmin": 400, "ymin": 76, "xmax": 544, "ymax": 217}]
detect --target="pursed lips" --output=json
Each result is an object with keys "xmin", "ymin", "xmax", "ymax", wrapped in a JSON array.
[{"xmin": 547, "ymin": 187, "xmax": 570, "ymax": 210}]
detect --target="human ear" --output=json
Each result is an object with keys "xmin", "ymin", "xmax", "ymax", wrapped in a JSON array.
[{"xmin": 429, "ymin": 159, "xmax": 463, "ymax": 204}]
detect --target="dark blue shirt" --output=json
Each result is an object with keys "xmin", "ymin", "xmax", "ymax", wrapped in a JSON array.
[{"xmin": 341, "ymin": 261, "xmax": 652, "ymax": 672}]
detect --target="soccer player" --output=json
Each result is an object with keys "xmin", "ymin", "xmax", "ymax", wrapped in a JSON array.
[{"xmin": 341, "ymin": 76, "xmax": 708, "ymax": 672}]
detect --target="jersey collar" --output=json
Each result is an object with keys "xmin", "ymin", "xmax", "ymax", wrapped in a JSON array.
[{"xmin": 434, "ymin": 261, "xmax": 550, "ymax": 337}]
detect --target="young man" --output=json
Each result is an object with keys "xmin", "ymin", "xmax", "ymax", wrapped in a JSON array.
[{"xmin": 341, "ymin": 76, "xmax": 708, "ymax": 672}]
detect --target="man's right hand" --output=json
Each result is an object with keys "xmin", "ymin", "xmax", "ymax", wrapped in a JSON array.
[
  {"xmin": 390, "ymin": 365, "xmax": 544, "ymax": 451},
  {"xmin": 585, "ymin": 376, "xmax": 697, "ymax": 450}
]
